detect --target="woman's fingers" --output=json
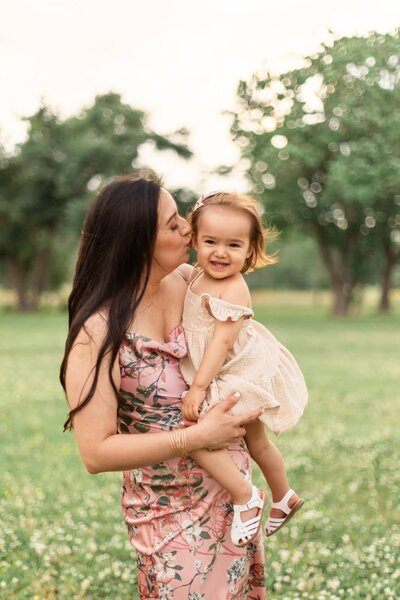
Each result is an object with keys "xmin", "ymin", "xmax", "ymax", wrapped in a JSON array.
[
  {"xmin": 237, "ymin": 407, "xmax": 263, "ymax": 425},
  {"xmin": 216, "ymin": 392, "xmax": 241, "ymax": 412},
  {"xmin": 212, "ymin": 392, "xmax": 263, "ymax": 424},
  {"xmin": 196, "ymin": 392, "xmax": 264, "ymax": 449}
]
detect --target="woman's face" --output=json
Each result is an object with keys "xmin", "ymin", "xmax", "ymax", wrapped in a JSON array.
[{"xmin": 152, "ymin": 189, "xmax": 191, "ymax": 275}]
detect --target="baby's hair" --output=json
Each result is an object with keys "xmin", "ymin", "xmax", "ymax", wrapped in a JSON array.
[{"xmin": 188, "ymin": 191, "xmax": 278, "ymax": 273}]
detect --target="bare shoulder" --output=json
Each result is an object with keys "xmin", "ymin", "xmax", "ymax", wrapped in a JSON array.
[
  {"xmin": 220, "ymin": 274, "xmax": 251, "ymax": 307},
  {"xmin": 163, "ymin": 264, "xmax": 193, "ymax": 292},
  {"xmin": 74, "ymin": 310, "xmax": 109, "ymax": 349},
  {"xmin": 174, "ymin": 263, "xmax": 194, "ymax": 283},
  {"xmin": 162, "ymin": 264, "xmax": 193, "ymax": 304}
]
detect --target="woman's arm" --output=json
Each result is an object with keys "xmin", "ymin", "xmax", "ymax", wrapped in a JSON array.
[{"xmin": 65, "ymin": 314, "xmax": 261, "ymax": 474}]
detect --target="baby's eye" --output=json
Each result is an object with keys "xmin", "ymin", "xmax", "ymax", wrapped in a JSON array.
[
  {"xmin": 204, "ymin": 239, "xmax": 215, "ymax": 244},
  {"xmin": 230, "ymin": 243, "xmax": 241, "ymax": 248}
]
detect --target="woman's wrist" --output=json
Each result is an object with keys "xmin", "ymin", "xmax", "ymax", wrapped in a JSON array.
[
  {"xmin": 168, "ymin": 428, "xmax": 188, "ymax": 457},
  {"xmin": 184, "ymin": 422, "xmax": 206, "ymax": 453},
  {"xmin": 167, "ymin": 423, "xmax": 205, "ymax": 457}
]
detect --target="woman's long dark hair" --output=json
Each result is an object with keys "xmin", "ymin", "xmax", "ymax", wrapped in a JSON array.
[{"xmin": 60, "ymin": 174, "xmax": 161, "ymax": 430}]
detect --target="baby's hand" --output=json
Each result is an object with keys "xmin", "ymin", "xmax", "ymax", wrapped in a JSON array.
[{"xmin": 182, "ymin": 387, "xmax": 206, "ymax": 422}]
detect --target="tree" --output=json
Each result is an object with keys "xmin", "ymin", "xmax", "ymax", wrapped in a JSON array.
[
  {"xmin": 231, "ymin": 30, "xmax": 400, "ymax": 315},
  {"xmin": 0, "ymin": 93, "xmax": 192, "ymax": 310}
]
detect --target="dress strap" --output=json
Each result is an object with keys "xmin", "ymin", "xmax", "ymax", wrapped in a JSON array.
[
  {"xmin": 189, "ymin": 266, "xmax": 204, "ymax": 286},
  {"xmin": 176, "ymin": 268, "xmax": 188, "ymax": 282}
]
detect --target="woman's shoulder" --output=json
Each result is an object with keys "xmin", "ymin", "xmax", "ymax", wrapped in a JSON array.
[
  {"xmin": 161, "ymin": 264, "xmax": 193, "ymax": 306},
  {"xmin": 174, "ymin": 263, "xmax": 194, "ymax": 283},
  {"xmin": 75, "ymin": 310, "xmax": 109, "ymax": 348}
]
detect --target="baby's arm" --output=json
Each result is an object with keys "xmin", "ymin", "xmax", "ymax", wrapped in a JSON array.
[{"xmin": 182, "ymin": 276, "xmax": 251, "ymax": 421}]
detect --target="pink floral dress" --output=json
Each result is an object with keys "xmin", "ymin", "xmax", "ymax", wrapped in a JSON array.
[{"xmin": 118, "ymin": 325, "xmax": 266, "ymax": 599}]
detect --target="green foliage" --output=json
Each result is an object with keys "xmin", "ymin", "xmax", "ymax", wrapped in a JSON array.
[
  {"xmin": 246, "ymin": 233, "xmax": 329, "ymax": 289},
  {"xmin": 0, "ymin": 299, "xmax": 399, "ymax": 598},
  {"xmin": 0, "ymin": 94, "xmax": 192, "ymax": 310},
  {"xmin": 232, "ymin": 30, "xmax": 400, "ymax": 314},
  {"xmin": 170, "ymin": 186, "xmax": 198, "ymax": 219}
]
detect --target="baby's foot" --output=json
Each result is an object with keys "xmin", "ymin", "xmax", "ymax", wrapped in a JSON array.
[
  {"xmin": 231, "ymin": 485, "xmax": 267, "ymax": 546},
  {"xmin": 265, "ymin": 488, "xmax": 305, "ymax": 537},
  {"xmin": 269, "ymin": 491, "xmax": 300, "ymax": 520},
  {"xmin": 233, "ymin": 484, "xmax": 258, "ymax": 524}
]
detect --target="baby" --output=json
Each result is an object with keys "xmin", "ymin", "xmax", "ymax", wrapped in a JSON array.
[{"xmin": 180, "ymin": 191, "xmax": 308, "ymax": 546}]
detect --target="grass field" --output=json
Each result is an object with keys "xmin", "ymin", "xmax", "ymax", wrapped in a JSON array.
[{"xmin": 1, "ymin": 291, "xmax": 399, "ymax": 599}]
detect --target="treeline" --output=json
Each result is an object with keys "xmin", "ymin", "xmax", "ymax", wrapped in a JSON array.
[
  {"xmin": 1, "ymin": 30, "xmax": 399, "ymax": 316},
  {"xmin": 230, "ymin": 29, "xmax": 400, "ymax": 315},
  {"xmin": 0, "ymin": 93, "xmax": 195, "ymax": 310}
]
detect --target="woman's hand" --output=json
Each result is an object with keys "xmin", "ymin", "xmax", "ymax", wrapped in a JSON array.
[{"xmin": 185, "ymin": 393, "xmax": 263, "ymax": 452}]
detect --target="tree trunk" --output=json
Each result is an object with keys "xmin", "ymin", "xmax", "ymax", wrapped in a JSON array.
[
  {"xmin": 7, "ymin": 247, "xmax": 51, "ymax": 311},
  {"xmin": 379, "ymin": 262, "xmax": 392, "ymax": 313},
  {"xmin": 8, "ymin": 257, "xmax": 31, "ymax": 311},
  {"xmin": 332, "ymin": 280, "xmax": 354, "ymax": 316},
  {"xmin": 30, "ymin": 247, "xmax": 51, "ymax": 310},
  {"xmin": 378, "ymin": 244, "xmax": 400, "ymax": 314},
  {"xmin": 313, "ymin": 225, "xmax": 356, "ymax": 317}
]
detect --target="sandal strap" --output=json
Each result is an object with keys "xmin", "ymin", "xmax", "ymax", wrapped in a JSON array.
[
  {"xmin": 231, "ymin": 487, "xmax": 266, "ymax": 546},
  {"xmin": 265, "ymin": 518, "xmax": 284, "ymax": 534},
  {"xmin": 270, "ymin": 488, "xmax": 295, "ymax": 515},
  {"xmin": 233, "ymin": 485, "xmax": 264, "ymax": 513},
  {"xmin": 267, "ymin": 517, "xmax": 286, "ymax": 524},
  {"xmin": 232, "ymin": 514, "xmax": 263, "ymax": 541},
  {"xmin": 234, "ymin": 515, "xmax": 262, "ymax": 530}
]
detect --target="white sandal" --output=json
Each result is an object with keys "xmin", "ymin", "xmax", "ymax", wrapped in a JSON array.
[
  {"xmin": 265, "ymin": 488, "xmax": 304, "ymax": 537},
  {"xmin": 231, "ymin": 485, "xmax": 267, "ymax": 547}
]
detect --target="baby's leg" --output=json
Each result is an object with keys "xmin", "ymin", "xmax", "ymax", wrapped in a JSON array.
[
  {"xmin": 191, "ymin": 447, "xmax": 266, "ymax": 545},
  {"xmin": 244, "ymin": 420, "xmax": 300, "ymax": 511},
  {"xmin": 190, "ymin": 448, "xmax": 252, "ymax": 507}
]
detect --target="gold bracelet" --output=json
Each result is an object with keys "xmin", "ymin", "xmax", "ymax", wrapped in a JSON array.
[
  {"xmin": 169, "ymin": 429, "xmax": 186, "ymax": 457},
  {"xmin": 168, "ymin": 428, "xmax": 188, "ymax": 457},
  {"xmin": 175, "ymin": 429, "xmax": 187, "ymax": 457}
]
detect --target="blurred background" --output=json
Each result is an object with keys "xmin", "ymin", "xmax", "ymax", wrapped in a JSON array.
[
  {"xmin": 0, "ymin": 2, "xmax": 399, "ymax": 599},
  {"xmin": 1, "ymin": 0, "xmax": 400, "ymax": 314}
]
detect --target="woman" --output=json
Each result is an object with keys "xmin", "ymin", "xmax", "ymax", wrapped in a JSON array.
[{"xmin": 60, "ymin": 174, "xmax": 266, "ymax": 599}]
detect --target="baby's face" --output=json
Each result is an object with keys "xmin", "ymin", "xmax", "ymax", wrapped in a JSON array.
[{"xmin": 194, "ymin": 206, "xmax": 252, "ymax": 280}]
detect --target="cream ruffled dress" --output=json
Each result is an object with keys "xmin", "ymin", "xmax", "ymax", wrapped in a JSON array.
[{"xmin": 180, "ymin": 272, "xmax": 308, "ymax": 435}]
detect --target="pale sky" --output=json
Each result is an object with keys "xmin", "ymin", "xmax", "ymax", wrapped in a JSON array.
[{"xmin": 1, "ymin": 0, "xmax": 400, "ymax": 191}]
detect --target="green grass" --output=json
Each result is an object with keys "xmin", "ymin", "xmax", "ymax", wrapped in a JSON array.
[{"xmin": 1, "ymin": 294, "xmax": 399, "ymax": 599}]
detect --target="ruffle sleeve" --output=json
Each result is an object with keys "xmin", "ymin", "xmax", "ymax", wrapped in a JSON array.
[{"xmin": 202, "ymin": 294, "xmax": 254, "ymax": 322}]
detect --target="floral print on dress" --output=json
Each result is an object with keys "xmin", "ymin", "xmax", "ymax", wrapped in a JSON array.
[{"xmin": 118, "ymin": 325, "xmax": 266, "ymax": 599}]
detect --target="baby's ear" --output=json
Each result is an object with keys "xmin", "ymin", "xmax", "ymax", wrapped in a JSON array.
[{"xmin": 192, "ymin": 234, "xmax": 198, "ymax": 249}]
